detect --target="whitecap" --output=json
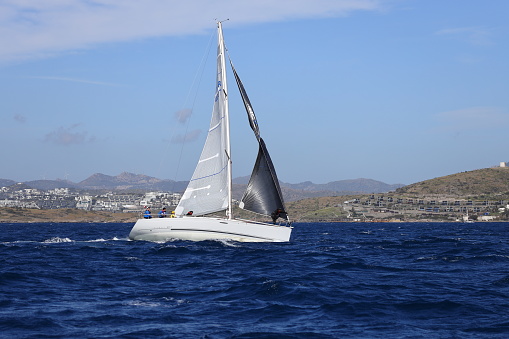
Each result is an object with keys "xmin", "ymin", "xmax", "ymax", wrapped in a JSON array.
[
  {"xmin": 84, "ymin": 237, "xmax": 128, "ymax": 242},
  {"xmin": 43, "ymin": 237, "xmax": 73, "ymax": 243},
  {"xmin": 216, "ymin": 239, "xmax": 240, "ymax": 247},
  {"xmin": 416, "ymin": 256, "xmax": 438, "ymax": 261},
  {"xmin": 162, "ymin": 297, "xmax": 187, "ymax": 305},
  {"xmin": 87, "ymin": 238, "xmax": 107, "ymax": 242},
  {"xmin": 127, "ymin": 300, "xmax": 161, "ymax": 307},
  {"xmin": 1, "ymin": 240, "xmax": 37, "ymax": 245}
]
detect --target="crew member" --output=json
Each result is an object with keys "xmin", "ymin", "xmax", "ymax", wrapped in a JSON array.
[
  {"xmin": 143, "ymin": 207, "xmax": 152, "ymax": 219},
  {"xmin": 271, "ymin": 208, "xmax": 284, "ymax": 224},
  {"xmin": 158, "ymin": 207, "xmax": 167, "ymax": 218}
]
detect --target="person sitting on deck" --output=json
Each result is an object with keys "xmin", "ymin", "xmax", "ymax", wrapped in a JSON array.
[
  {"xmin": 158, "ymin": 207, "xmax": 167, "ymax": 218},
  {"xmin": 186, "ymin": 211, "xmax": 193, "ymax": 216},
  {"xmin": 143, "ymin": 207, "xmax": 152, "ymax": 219}
]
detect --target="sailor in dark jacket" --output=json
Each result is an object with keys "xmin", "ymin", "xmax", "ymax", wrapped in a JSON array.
[{"xmin": 271, "ymin": 208, "xmax": 284, "ymax": 224}]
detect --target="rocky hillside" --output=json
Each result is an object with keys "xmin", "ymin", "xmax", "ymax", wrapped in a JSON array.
[
  {"xmin": 0, "ymin": 179, "xmax": 16, "ymax": 187},
  {"xmin": 233, "ymin": 177, "xmax": 404, "ymax": 201},
  {"xmin": 396, "ymin": 167, "xmax": 509, "ymax": 199}
]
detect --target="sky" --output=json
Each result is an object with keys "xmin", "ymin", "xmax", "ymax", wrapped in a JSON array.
[{"xmin": 1, "ymin": 0, "xmax": 508, "ymax": 186}]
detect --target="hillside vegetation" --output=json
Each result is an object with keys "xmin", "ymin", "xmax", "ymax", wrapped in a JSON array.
[{"xmin": 395, "ymin": 167, "xmax": 509, "ymax": 199}]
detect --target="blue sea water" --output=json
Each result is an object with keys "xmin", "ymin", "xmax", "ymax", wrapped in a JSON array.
[{"xmin": 1, "ymin": 222, "xmax": 509, "ymax": 338}]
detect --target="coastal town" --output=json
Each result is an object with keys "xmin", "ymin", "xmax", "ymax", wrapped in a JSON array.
[
  {"xmin": 0, "ymin": 184, "xmax": 181, "ymax": 214},
  {"xmin": 2, "ymin": 163, "xmax": 509, "ymax": 222},
  {"xmin": 2, "ymin": 181, "xmax": 509, "ymax": 223},
  {"xmin": 338, "ymin": 195, "xmax": 508, "ymax": 222}
]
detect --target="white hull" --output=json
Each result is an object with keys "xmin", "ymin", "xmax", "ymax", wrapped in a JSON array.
[{"xmin": 129, "ymin": 217, "xmax": 293, "ymax": 242}]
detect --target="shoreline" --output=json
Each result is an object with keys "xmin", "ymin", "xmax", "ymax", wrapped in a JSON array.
[
  {"xmin": 0, "ymin": 207, "xmax": 138, "ymax": 224},
  {"xmin": 1, "ymin": 207, "xmax": 507, "ymax": 224}
]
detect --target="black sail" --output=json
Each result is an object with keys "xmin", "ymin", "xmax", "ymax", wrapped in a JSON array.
[
  {"xmin": 230, "ymin": 61, "xmax": 288, "ymax": 220},
  {"xmin": 231, "ymin": 63, "xmax": 260, "ymax": 139},
  {"xmin": 241, "ymin": 138, "xmax": 288, "ymax": 219}
]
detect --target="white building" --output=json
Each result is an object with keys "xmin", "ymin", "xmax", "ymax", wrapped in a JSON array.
[
  {"xmin": 140, "ymin": 192, "xmax": 181, "ymax": 207},
  {"xmin": 75, "ymin": 195, "xmax": 93, "ymax": 210}
]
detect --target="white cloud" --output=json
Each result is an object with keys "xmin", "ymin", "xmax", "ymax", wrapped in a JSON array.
[
  {"xmin": 0, "ymin": 0, "xmax": 382, "ymax": 63},
  {"xmin": 175, "ymin": 108, "xmax": 192, "ymax": 124},
  {"xmin": 44, "ymin": 123, "xmax": 94, "ymax": 145},
  {"xmin": 171, "ymin": 129, "xmax": 201, "ymax": 143},
  {"xmin": 435, "ymin": 26, "xmax": 492, "ymax": 46},
  {"xmin": 13, "ymin": 114, "xmax": 26, "ymax": 123}
]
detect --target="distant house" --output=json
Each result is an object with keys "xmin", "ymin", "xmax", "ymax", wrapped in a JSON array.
[{"xmin": 501, "ymin": 162, "xmax": 508, "ymax": 167}]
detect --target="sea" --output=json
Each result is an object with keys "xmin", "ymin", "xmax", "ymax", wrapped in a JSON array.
[{"xmin": 1, "ymin": 222, "xmax": 509, "ymax": 338}]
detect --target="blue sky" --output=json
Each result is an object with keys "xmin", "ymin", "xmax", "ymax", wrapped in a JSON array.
[{"xmin": 1, "ymin": 0, "xmax": 508, "ymax": 186}]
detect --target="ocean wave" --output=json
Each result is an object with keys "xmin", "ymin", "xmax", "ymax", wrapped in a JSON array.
[
  {"xmin": 43, "ymin": 237, "xmax": 73, "ymax": 243},
  {"xmin": 125, "ymin": 256, "xmax": 141, "ymax": 261},
  {"xmin": 3, "ymin": 221, "xmax": 509, "ymax": 338},
  {"xmin": 87, "ymin": 238, "xmax": 108, "ymax": 242},
  {"xmin": 215, "ymin": 238, "xmax": 241, "ymax": 247},
  {"xmin": 126, "ymin": 300, "xmax": 163, "ymax": 308}
]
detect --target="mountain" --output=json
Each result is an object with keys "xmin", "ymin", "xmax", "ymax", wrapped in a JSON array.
[
  {"xmin": 283, "ymin": 178, "xmax": 403, "ymax": 194},
  {"xmin": 3, "ymin": 182, "xmax": 33, "ymax": 191},
  {"xmin": 233, "ymin": 177, "xmax": 403, "ymax": 193},
  {"xmin": 77, "ymin": 172, "xmax": 188, "ymax": 192},
  {"xmin": 395, "ymin": 167, "xmax": 509, "ymax": 198},
  {"xmin": 78, "ymin": 172, "xmax": 161, "ymax": 189},
  {"xmin": 25, "ymin": 179, "xmax": 79, "ymax": 190},
  {"xmin": 5, "ymin": 167, "xmax": 509, "ymax": 204},
  {"xmin": 232, "ymin": 176, "xmax": 250, "ymax": 185},
  {"xmin": 231, "ymin": 177, "xmax": 404, "ymax": 202},
  {"xmin": 1, "ymin": 173, "xmax": 402, "ymax": 201},
  {"xmin": 0, "ymin": 179, "xmax": 16, "ymax": 187}
]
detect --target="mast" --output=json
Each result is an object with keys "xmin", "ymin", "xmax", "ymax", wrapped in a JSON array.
[{"xmin": 218, "ymin": 21, "xmax": 233, "ymax": 220}]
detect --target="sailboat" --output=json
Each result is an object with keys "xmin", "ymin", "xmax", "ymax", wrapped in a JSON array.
[
  {"xmin": 128, "ymin": 21, "xmax": 293, "ymax": 242},
  {"xmin": 462, "ymin": 209, "xmax": 474, "ymax": 223}
]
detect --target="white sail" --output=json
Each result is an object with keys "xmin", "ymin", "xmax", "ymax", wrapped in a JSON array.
[{"xmin": 175, "ymin": 22, "xmax": 231, "ymax": 217}]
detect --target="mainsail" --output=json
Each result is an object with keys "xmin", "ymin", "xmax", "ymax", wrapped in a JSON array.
[
  {"xmin": 231, "ymin": 62, "xmax": 288, "ymax": 220},
  {"xmin": 175, "ymin": 23, "xmax": 230, "ymax": 217}
]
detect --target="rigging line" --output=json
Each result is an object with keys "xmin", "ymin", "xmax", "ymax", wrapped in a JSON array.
[{"xmin": 170, "ymin": 28, "xmax": 216, "ymax": 193}]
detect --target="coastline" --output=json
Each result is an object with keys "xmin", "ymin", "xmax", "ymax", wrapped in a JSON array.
[
  {"xmin": 1, "ymin": 206, "xmax": 507, "ymax": 224},
  {"xmin": 0, "ymin": 207, "xmax": 137, "ymax": 224}
]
